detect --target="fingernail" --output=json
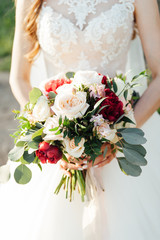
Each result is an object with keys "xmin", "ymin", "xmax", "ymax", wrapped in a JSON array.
[
  {"xmin": 93, "ymin": 165, "xmax": 98, "ymax": 168},
  {"xmin": 82, "ymin": 165, "xmax": 88, "ymax": 169},
  {"xmin": 78, "ymin": 168, "xmax": 83, "ymax": 171},
  {"xmin": 83, "ymin": 161, "xmax": 88, "ymax": 164}
]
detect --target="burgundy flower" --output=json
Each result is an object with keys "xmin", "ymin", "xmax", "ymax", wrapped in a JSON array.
[
  {"xmin": 36, "ymin": 141, "xmax": 63, "ymax": 164},
  {"xmin": 98, "ymin": 89, "xmax": 124, "ymax": 122}
]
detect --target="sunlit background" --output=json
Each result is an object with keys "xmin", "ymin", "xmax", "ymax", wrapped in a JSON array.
[{"xmin": 0, "ymin": 0, "xmax": 160, "ymax": 166}]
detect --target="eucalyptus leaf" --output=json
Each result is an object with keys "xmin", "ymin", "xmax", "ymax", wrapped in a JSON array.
[
  {"xmin": 121, "ymin": 128, "xmax": 145, "ymax": 136},
  {"xmin": 48, "ymin": 91, "xmax": 57, "ymax": 99},
  {"xmin": 118, "ymin": 157, "xmax": 142, "ymax": 177},
  {"xmin": 32, "ymin": 128, "xmax": 44, "ymax": 140},
  {"xmin": 23, "ymin": 151, "xmax": 35, "ymax": 164},
  {"xmin": 8, "ymin": 146, "xmax": 25, "ymax": 162},
  {"xmin": 16, "ymin": 141, "xmax": 26, "ymax": 147},
  {"xmin": 28, "ymin": 141, "xmax": 39, "ymax": 150},
  {"xmin": 103, "ymin": 146, "xmax": 108, "ymax": 158},
  {"xmin": 66, "ymin": 72, "xmax": 75, "ymax": 79},
  {"xmin": 123, "ymin": 148, "xmax": 147, "ymax": 166},
  {"xmin": 29, "ymin": 88, "xmax": 42, "ymax": 105},
  {"xmin": 116, "ymin": 140, "xmax": 147, "ymax": 156},
  {"xmin": 121, "ymin": 132, "xmax": 147, "ymax": 145},
  {"xmin": 14, "ymin": 164, "xmax": 32, "ymax": 184}
]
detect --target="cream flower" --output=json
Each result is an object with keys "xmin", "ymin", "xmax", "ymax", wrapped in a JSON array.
[
  {"xmin": 96, "ymin": 123, "xmax": 117, "ymax": 141},
  {"xmin": 43, "ymin": 117, "xmax": 63, "ymax": 141},
  {"xmin": 32, "ymin": 96, "xmax": 50, "ymax": 122},
  {"xmin": 114, "ymin": 77, "xmax": 133, "ymax": 100},
  {"xmin": 73, "ymin": 71, "xmax": 103, "ymax": 87},
  {"xmin": 63, "ymin": 137, "xmax": 85, "ymax": 158},
  {"xmin": 51, "ymin": 84, "xmax": 89, "ymax": 119}
]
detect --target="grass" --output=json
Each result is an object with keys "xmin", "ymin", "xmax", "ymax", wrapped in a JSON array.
[{"xmin": 0, "ymin": 1, "xmax": 15, "ymax": 71}]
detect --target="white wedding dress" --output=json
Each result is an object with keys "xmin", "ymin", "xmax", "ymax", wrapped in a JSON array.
[{"xmin": 1, "ymin": 0, "xmax": 160, "ymax": 239}]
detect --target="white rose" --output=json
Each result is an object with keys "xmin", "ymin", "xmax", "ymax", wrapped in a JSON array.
[
  {"xmin": 51, "ymin": 84, "xmax": 89, "ymax": 119},
  {"xmin": 32, "ymin": 96, "xmax": 50, "ymax": 122},
  {"xmin": 73, "ymin": 71, "xmax": 103, "ymax": 87},
  {"xmin": 114, "ymin": 77, "xmax": 133, "ymax": 100},
  {"xmin": 63, "ymin": 137, "xmax": 85, "ymax": 158},
  {"xmin": 39, "ymin": 73, "xmax": 68, "ymax": 95},
  {"xmin": 43, "ymin": 117, "xmax": 63, "ymax": 141},
  {"xmin": 96, "ymin": 123, "xmax": 117, "ymax": 141}
]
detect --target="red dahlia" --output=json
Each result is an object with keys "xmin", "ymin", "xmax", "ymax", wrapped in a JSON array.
[{"xmin": 98, "ymin": 89, "xmax": 124, "ymax": 122}]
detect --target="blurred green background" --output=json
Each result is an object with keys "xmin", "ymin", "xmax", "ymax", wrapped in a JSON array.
[{"xmin": 0, "ymin": 0, "xmax": 15, "ymax": 72}]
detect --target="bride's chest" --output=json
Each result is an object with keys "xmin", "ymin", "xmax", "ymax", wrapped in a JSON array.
[{"xmin": 37, "ymin": 0, "xmax": 135, "ymax": 55}]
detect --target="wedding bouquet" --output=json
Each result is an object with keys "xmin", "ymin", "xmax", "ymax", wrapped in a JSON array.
[{"xmin": 9, "ymin": 70, "xmax": 147, "ymax": 201}]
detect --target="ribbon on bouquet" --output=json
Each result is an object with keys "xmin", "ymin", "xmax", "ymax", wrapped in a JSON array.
[{"xmin": 83, "ymin": 168, "xmax": 108, "ymax": 240}]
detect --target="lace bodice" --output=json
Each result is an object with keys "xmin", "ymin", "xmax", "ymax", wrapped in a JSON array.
[{"xmin": 35, "ymin": 0, "xmax": 135, "ymax": 80}]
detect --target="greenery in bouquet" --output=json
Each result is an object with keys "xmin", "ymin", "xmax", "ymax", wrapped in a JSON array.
[{"xmin": 8, "ymin": 70, "xmax": 148, "ymax": 201}]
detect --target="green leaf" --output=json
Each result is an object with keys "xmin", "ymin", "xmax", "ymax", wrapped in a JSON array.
[
  {"xmin": 29, "ymin": 88, "xmax": 42, "ymax": 105},
  {"xmin": 123, "ymin": 148, "xmax": 147, "ymax": 166},
  {"xmin": 112, "ymin": 79, "xmax": 118, "ymax": 93},
  {"xmin": 121, "ymin": 116, "xmax": 136, "ymax": 125},
  {"xmin": 16, "ymin": 141, "xmax": 26, "ymax": 147},
  {"xmin": 74, "ymin": 136, "xmax": 82, "ymax": 146},
  {"xmin": 59, "ymin": 116, "xmax": 62, "ymax": 125},
  {"xmin": 32, "ymin": 128, "xmax": 44, "ymax": 140},
  {"xmin": 120, "ymin": 128, "xmax": 145, "ymax": 136},
  {"xmin": 118, "ymin": 157, "xmax": 142, "ymax": 176},
  {"xmin": 63, "ymin": 130, "xmax": 68, "ymax": 138},
  {"xmin": 28, "ymin": 141, "xmax": 39, "ymax": 149},
  {"xmin": 103, "ymin": 146, "xmax": 108, "ymax": 158},
  {"xmin": 22, "ymin": 151, "xmax": 35, "ymax": 164},
  {"xmin": 48, "ymin": 91, "xmax": 57, "ymax": 99},
  {"xmin": 49, "ymin": 126, "xmax": 59, "ymax": 132},
  {"xmin": 123, "ymin": 90, "xmax": 128, "ymax": 100},
  {"xmin": 38, "ymin": 163, "xmax": 42, "ymax": 171},
  {"xmin": 116, "ymin": 140, "xmax": 146, "ymax": 156},
  {"xmin": 55, "ymin": 129, "xmax": 62, "ymax": 135},
  {"xmin": 62, "ymin": 154, "xmax": 69, "ymax": 162},
  {"xmin": 94, "ymin": 97, "xmax": 106, "ymax": 110},
  {"xmin": 121, "ymin": 132, "xmax": 147, "ymax": 145},
  {"xmin": 107, "ymin": 81, "xmax": 112, "ymax": 89},
  {"xmin": 8, "ymin": 146, "xmax": 25, "ymax": 162},
  {"xmin": 66, "ymin": 72, "xmax": 75, "ymax": 79},
  {"xmin": 14, "ymin": 164, "xmax": 32, "ymax": 184}
]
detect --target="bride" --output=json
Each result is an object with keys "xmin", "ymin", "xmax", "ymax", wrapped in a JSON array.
[{"xmin": 0, "ymin": 0, "xmax": 160, "ymax": 239}]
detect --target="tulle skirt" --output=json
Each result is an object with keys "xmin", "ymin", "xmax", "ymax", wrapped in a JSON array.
[{"xmin": 0, "ymin": 111, "xmax": 160, "ymax": 240}]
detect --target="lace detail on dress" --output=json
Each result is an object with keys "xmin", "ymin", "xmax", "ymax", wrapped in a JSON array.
[
  {"xmin": 37, "ymin": 0, "xmax": 135, "ymax": 76},
  {"xmin": 84, "ymin": 2, "xmax": 134, "ymax": 66},
  {"xmin": 58, "ymin": 0, "xmax": 108, "ymax": 30},
  {"xmin": 76, "ymin": 52, "xmax": 96, "ymax": 71},
  {"xmin": 37, "ymin": 5, "xmax": 77, "ymax": 67}
]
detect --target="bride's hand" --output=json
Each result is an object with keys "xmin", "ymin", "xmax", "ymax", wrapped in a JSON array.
[{"xmin": 59, "ymin": 143, "xmax": 117, "ymax": 175}]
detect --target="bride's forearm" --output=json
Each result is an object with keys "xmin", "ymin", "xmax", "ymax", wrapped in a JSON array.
[
  {"xmin": 9, "ymin": 77, "xmax": 31, "ymax": 109},
  {"xmin": 134, "ymin": 74, "xmax": 160, "ymax": 128}
]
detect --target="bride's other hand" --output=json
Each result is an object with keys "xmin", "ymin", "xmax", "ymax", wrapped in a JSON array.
[
  {"xmin": 133, "ymin": 0, "xmax": 160, "ymax": 127},
  {"xmin": 60, "ymin": 143, "xmax": 116, "ymax": 174}
]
